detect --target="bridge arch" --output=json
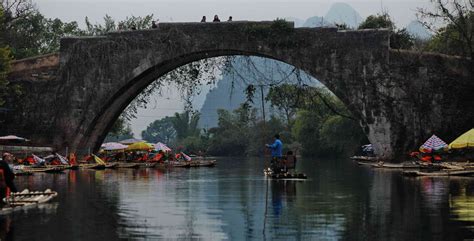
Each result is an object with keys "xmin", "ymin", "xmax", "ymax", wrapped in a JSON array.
[
  {"xmin": 83, "ymin": 52, "xmax": 353, "ymax": 155},
  {"xmin": 54, "ymin": 22, "xmax": 391, "ymax": 157},
  {"xmin": 5, "ymin": 21, "xmax": 471, "ymax": 161}
]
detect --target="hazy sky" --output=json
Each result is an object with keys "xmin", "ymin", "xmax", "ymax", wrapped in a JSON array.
[
  {"xmin": 34, "ymin": 0, "xmax": 433, "ymax": 138},
  {"xmin": 36, "ymin": 0, "xmax": 431, "ymax": 27}
]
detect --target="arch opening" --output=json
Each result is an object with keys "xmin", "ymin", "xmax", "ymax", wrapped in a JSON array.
[{"xmin": 85, "ymin": 52, "xmax": 369, "ymax": 158}]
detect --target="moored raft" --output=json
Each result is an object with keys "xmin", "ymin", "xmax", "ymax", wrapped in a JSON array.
[
  {"xmin": 263, "ymin": 168, "xmax": 307, "ymax": 180},
  {"xmin": 14, "ymin": 170, "xmax": 33, "ymax": 176},
  {"xmin": 79, "ymin": 163, "xmax": 106, "ymax": 170},
  {"xmin": 22, "ymin": 166, "xmax": 65, "ymax": 173},
  {"xmin": 403, "ymin": 169, "xmax": 474, "ymax": 177},
  {"xmin": 116, "ymin": 162, "xmax": 140, "ymax": 168},
  {"xmin": 0, "ymin": 189, "xmax": 58, "ymax": 214},
  {"xmin": 350, "ymin": 156, "xmax": 378, "ymax": 162},
  {"xmin": 370, "ymin": 162, "xmax": 421, "ymax": 169},
  {"xmin": 105, "ymin": 163, "xmax": 118, "ymax": 169},
  {"xmin": 189, "ymin": 160, "xmax": 217, "ymax": 167}
]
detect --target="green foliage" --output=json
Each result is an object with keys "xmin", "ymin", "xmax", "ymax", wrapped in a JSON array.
[
  {"xmin": 141, "ymin": 116, "xmax": 176, "ymax": 144},
  {"xmin": 358, "ymin": 13, "xmax": 394, "ymax": 29},
  {"xmin": 424, "ymin": 12, "xmax": 474, "ymax": 57},
  {"xmin": 418, "ymin": 0, "xmax": 473, "ymax": 59},
  {"xmin": 104, "ymin": 117, "xmax": 134, "ymax": 142},
  {"xmin": 320, "ymin": 116, "xmax": 367, "ymax": 154},
  {"xmin": 358, "ymin": 13, "xmax": 414, "ymax": 50},
  {"xmin": 0, "ymin": 46, "xmax": 12, "ymax": 106},
  {"xmin": 83, "ymin": 14, "xmax": 154, "ymax": 35},
  {"xmin": 171, "ymin": 111, "xmax": 201, "ymax": 140},
  {"xmin": 266, "ymin": 84, "xmax": 305, "ymax": 127}
]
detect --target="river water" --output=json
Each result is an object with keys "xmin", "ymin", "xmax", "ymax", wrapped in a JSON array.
[{"xmin": 1, "ymin": 157, "xmax": 474, "ymax": 241}]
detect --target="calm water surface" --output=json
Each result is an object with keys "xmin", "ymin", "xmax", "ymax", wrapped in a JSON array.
[{"xmin": 1, "ymin": 157, "xmax": 474, "ymax": 240}]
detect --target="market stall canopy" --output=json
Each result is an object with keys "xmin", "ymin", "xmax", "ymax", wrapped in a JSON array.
[
  {"xmin": 0, "ymin": 135, "xmax": 30, "ymax": 142},
  {"xmin": 126, "ymin": 142, "xmax": 153, "ymax": 151},
  {"xmin": 154, "ymin": 142, "xmax": 172, "ymax": 152},
  {"xmin": 101, "ymin": 142, "xmax": 128, "ymax": 151},
  {"xmin": 119, "ymin": 138, "xmax": 144, "ymax": 145},
  {"xmin": 420, "ymin": 135, "xmax": 447, "ymax": 152},
  {"xmin": 449, "ymin": 129, "xmax": 474, "ymax": 149}
]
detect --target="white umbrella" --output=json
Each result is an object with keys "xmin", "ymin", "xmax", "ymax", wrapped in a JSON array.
[
  {"xmin": 154, "ymin": 142, "xmax": 172, "ymax": 152},
  {"xmin": 0, "ymin": 135, "xmax": 30, "ymax": 142},
  {"xmin": 119, "ymin": 138, "xmax": 143, "ymax": 145},
  {"xmin": 101, "ymin": 142, "xmax": 128, "ymax": 151}
]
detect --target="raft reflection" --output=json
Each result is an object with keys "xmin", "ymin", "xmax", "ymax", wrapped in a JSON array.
[{"xmin": 0, "ymin": 158, "xmax": 472, "ymax": 240}]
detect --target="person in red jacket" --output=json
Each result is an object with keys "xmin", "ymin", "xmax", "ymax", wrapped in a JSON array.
[{"xmin": 0, "ymin": 153, "xmax": 17, "ymax": 208}]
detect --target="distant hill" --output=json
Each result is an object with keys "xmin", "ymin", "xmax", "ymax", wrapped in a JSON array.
[
  {"xmin": 406, "ymin": 20, "xmax": 432, "ymax": 40},
  {"xmin": 198, "ymin": 57, "xmax": 320, "ymax": 128},
  {"xmin": 303, "ymin": 16, "xmax": 329, "ymax": 27},
  {"xmin": 324, "ymin": 2, "xmax": 362, "ymax": 28},
  {"xmin": 285, "ymin": 17, "xmax": 305, "ymax": 28}
]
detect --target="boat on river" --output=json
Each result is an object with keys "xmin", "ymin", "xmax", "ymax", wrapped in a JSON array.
[
  {"xmin": 115, "ymin": 162, "xmax": 140, "ymax": 168},
  {"xmin": 20, "ymin": 166, "xmax": 65, "ymax": 173},
  {"xmin": 263, "ymin": 168, "xmax": 307, "ymax": 180},
  {"xmin": 0, "ymin": 189, "xmax": 58, "ymax": 214},
  {"xmin": 79, "ymin": 163, "xmax": 106, "ymax": 170},
  {"xmin": 189, "ymin": 160, "xmax": 217, "ymax": 167},
  {"xmin": 350, "ymin": 156, "xmax": 378, "ymax": 162},
  {"xmin": 403, "ymin": 169, "xmax": 474, "ymax": 177}
]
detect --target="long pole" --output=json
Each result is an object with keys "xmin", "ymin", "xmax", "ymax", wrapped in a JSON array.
[{"xmin": 260, "ymin": 84, "xmax": 269, "ymax": 239}]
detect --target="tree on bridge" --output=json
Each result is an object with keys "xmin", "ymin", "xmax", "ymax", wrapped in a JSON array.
[{"xmin": 418, "ymin": 0, "xmax": 474, "ymax": 59}]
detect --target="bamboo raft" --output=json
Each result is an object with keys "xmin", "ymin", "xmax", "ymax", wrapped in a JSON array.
[
  {"xmin": 350, "ymin": 156, "xmax": 378, "ymax": 162},
  {"xmin": 105, "ymin": 163, "xmax": 118, "ymax": 169},
  {"xmin": 370, "ymin": 162, "xmax": 420, "ymax": 169},
  {"xmin": 403, "ymin": 169, "xmax": 474, "ymax": 177},
  {"xmin": 0, "ymin": 189, "xmax": 58, "ymax": 214},
  {"xmin": 14, "ymin": 170, "xmax": 33, "ymax": 176},
  {"xmin": 46, "ymin": 164, "xmax": 79, "ymax": 170},
  {"xmin": 189, "ymin": 160, "xmax": 217, "ymax": 167},
  {"xmin": 138, "ymin": 162, "xmax": 157, "ymax": 168},
  {"xmin": 22, "ymin": 166, "xmax": 65, "ymax": 173},
  {"xmin": 263, "ymin": 168, "xmax": 307, "ymax": 180},
  {"xmin": 116, "ymin": 163, "xmax": 140, "ymax": 169},
  {"xmin": 79, "ymin": 163, "xmax": 106, "ymax": 170}
]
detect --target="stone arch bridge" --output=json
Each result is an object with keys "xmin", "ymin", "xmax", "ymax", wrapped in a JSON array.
[{"xmin": 3, "ymin": 21, "xmax": 473, "ymax": 161}]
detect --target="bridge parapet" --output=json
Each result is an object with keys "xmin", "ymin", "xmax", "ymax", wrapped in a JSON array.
[{"xmin": 8, "ymin": 53, "xmax": 59, "ymax": 82}]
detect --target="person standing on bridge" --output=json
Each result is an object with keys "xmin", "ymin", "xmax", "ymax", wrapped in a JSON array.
[
  {"xmin": 227, "ymin": 16, "xmax": 233, "ymax": 22},
  {"xmin": 151, "ymin": 20, "xmax": 158, "ymax": 29},
  {"xmin": 213, "ymin": 15, "xmax": 221, "ymax": 22},
  {"xmin": 266, "ymin": 134, "xmax": 284, "ymax": 173},
  {"xmin": 200, "ymin": 16, "xmax": 206, "ymax": 22}
]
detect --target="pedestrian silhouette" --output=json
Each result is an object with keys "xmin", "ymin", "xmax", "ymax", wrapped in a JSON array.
[
  {"xmin": 201, "ymin": 16, "xmax": 206, "ymax": 22},
  {"xmin": 228, "ymin": 16, "xmax": 233, "ymax": 22},
  {"xmin": 213, "ymin": 15, "xmax": 220, "ymax": 22}
]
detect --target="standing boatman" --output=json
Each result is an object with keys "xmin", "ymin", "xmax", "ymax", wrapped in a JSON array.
[{"xmin": 266, "ymin": 134, "xmax": 284, "ymax": 173}]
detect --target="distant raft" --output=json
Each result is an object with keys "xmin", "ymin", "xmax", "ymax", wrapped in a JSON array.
[
  {"xmin": 0, "ymin": 189, "xmax": 58, "ymax": 214},
  {"xmin": 264, "ymin": 168, "xmax": 307, "ymax": 180}
]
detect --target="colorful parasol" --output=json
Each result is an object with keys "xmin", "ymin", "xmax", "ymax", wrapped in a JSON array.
[
  {"xmin": 449, "ymin": 129, "xmax": 474, "ymax": 149},
  {"xmin": 101, "ymin": 142, "xmax": 128, "ymax": 151},
  {"xmin": 154, "ymin": 142, "xmax": 172, "ymax": 152},
  {"xmin": 126, "ymin": 142, "xmax": 153, "ymax": 151},
  {"xmin": 420, "ymin": 134, "xmax": 448, "ymax": 152},
  {"xmin": 119, "ymin": 138, "xmax": 144, "ymax": 145}
]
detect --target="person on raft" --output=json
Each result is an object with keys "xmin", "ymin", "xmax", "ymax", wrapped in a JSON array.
[
  {"xmin": 0, "ymin": 153, "xmax": 18, "ymax": 207},
  {"xmin": 266, "ymin": 134, "xmax": 285, "ymax": 173}
]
